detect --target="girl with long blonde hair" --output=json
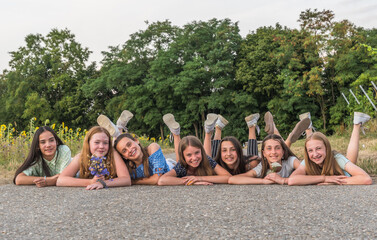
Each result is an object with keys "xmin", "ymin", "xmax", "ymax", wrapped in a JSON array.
[{"xmin": 288, "ymin": 112, "xmax": 372, "ymax": 185}]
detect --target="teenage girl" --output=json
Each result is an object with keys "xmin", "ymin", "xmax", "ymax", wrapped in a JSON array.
[
  {"xmin": 288, "ymin": 112, "xmax": 372, "ymax": 185},
  {"xmin": 14, "ymin": 126, "xmax": 71, "ymax": 187},
  {"xmin": 97, "ymin": 112, "xmax": 174, "ymax": 185},
  {"xmin": 114, "ymin": 133, "xmax": 173, "ymax": 185},
  {"xmin": 57, "ymin": 126, "xmax": 131, "ymax": 189},
  {"xmin": 228, "ymin": 112, "xmax": 307, "ymax": 184},
  {"xmin": 158, "ymin": 114, "xmax": 231, "ymax": 185},
  {"xmin": 203, "ymin": 113, "xmax": 261, "ymax": 175}
]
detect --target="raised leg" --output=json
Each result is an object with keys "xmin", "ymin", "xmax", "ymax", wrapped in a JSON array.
[
  {"xmin": 204, "ymin": 131, "xmax": 213, "ymax": 158},
  {"xmin": 346, "ymin": 124, "xmax": 360, "ymax": 164}
]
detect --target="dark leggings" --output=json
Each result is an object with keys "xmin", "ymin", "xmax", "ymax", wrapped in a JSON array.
[{"xmin": 211, "ymin": 139, "xmax": 258, "ymax": 159}]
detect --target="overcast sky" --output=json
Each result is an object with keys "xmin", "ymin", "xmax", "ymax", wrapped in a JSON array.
[{"xmin": 1, "ymin": 0, "xmax": 376, "ymax": 71}]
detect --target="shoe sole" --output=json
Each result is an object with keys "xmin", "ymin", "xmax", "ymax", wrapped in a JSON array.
[
  {"xmin": 118, "ymin": 110, "xmax": 134, "ymax": 124},
  {"xmin": 97, "ymin": 115, "xmax": 117, "ymax": 136},
  {"xmin": 245, "ymin": 113, "xmax": 260, "ymax": 123},
  {"xmin": 217, "ymin": 114, "xmax": 229, "ymax": 126},
  {"xmin": 354, "ymin": 112, "xmax": 371, "ymax": 125},
  {"xmin": 288, "ymin": 118, "xmax": 311, "ymax": 143},
  {"xmin": 264, "ymin": 112, "xmax": 274, "ymax": 135},
  {"xmin": 163, "ymin": 114, "xmax": 180, "ymax": 130},
  {"xmin": 205, "ymin": 113, "xmax": 218, "ymax": 127}
]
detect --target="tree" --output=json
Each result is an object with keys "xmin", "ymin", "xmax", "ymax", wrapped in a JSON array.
[{"xmin": 0, "ymin": 29, "xmax": 96, "ymax": 129}]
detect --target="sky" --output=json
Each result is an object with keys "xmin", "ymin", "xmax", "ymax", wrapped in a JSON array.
[{"xmin": 1, "ymin": 0, "xmax": 377, "ymax": 72}]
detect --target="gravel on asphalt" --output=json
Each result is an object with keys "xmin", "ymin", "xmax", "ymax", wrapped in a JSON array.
[{"xmin": 1, "ymin": 183, "xmax": 376, "ymax": 239}]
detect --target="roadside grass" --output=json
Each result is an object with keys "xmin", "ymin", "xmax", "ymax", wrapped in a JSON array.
[{"xmin": 1, "ymin": 119, "xmax": 376, "ymax": 184}]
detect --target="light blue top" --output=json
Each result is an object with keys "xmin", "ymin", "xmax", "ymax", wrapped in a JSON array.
[{"xmin": 300, "ymin": 153, "xmax": 351, "ymax": 177}]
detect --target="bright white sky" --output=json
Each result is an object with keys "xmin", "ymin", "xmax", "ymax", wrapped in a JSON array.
[{"xmin": 1, "ymin": 0, "xmax": 376, "ymax": 71}]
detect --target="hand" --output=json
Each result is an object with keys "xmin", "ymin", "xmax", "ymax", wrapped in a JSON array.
[
  {"xmin": 182, "ymin": 176, "xmax": 201, "ymax": 186},
  {"xmin": 90, "ymin": 175, "xmax": 105, "ymax": 184},
  {"xmin": 261, "ymin": 178, "xmax": 275, "ymax": 185},
  {"xmin": 86, "ymin": 182, "xmax": 104, "ymax": 190},
  {"xmin": 193, "ymin": 181, "xmax": 213, "ymax": 185},
  {"xmin": 323, "ymin": 175, "xmax": 348, "ymax": 185},
  {"xmin": 264, "ymin": 173, "xmax": 285, "ymax": 185},
  {"xmin": 33, "ymin": 177, "xmax": 47, "ymax": 188}
]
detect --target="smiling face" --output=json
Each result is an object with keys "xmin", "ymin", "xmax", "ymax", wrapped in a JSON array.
[
  {"xmin": 220, "ymin": 141, "xmax": 238, "ymax": 169},
  {"xmin": 306, "ymin": 139, "xmax": 327, "ymax": 167},
  {"xmin": 262, "ymin": 139, "xmax": 284, "ymax": 166},
  {"xmin": 115, "ymin": 137, "xmax": 142, "ymax": 163},
  {"xmin": 89, "ymin": 132, "xmax": 109, "ymax": 158},
  {"xmin": 183, "ymin": 145, "xmax": 202, "ymax": 169},
  {"xmin": 39, "ymin": 131, "xmax": 57, "ymax": 161}
]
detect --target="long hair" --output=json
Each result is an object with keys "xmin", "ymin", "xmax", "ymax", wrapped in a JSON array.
[
  {"xmin": 260, "ymin": 134, "xmax": 297, "ymax": 178},
  {"xmin": 13, "ymin": 126, "xmax": 64, "ymax": 184},
  {"xmin": 304, "ymin": 132, "xmax": 344, "ymax": 176},
  {"xmin": 214, "ymin": 136, "xmax": 247, "ymax": 175},
  {"xmin": 114, "ymin": 133, "xmax": 150, "ymax": 179},
  {"xmin": 79, "ymin": 126, "xmax": 116, "ymax": 180},
  {"xmin": 178, "ymin": 136, "xmax": 214, "ymax": 176}
]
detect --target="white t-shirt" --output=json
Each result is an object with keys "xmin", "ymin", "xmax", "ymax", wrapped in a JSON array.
[{"xmin": 253, "ymin": 156, "xmax": 297, "ymax": 178}]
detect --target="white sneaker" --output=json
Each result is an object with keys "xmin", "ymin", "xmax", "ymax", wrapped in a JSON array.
[
  {"xmin": 163, "ymin": 113, "xmax": 180, "ymax": 136},
  {"xmin": 354, "ymin": 112, "xmax": 371, "ymax": 125},
  {"xmin": 245, "ymin": 113, "xmax": 260, "ymax": 135},
  {"xmin": 204, "ymin": 113, "xmax": 218, "ymax": 133},
  {"xmin": 116, "ymin": 110, "xmax": 133, "ymax": 132},
  {"xmin": 245, "ymin": 113, "xmax": 260, "ymax": 127},
  {"xmin": 97, "ymin": 115, "xmax": 120, "ymax": 138},
  {"xmin": 216, "ymin": 115, "xmax": 229, "ymax": 129}
]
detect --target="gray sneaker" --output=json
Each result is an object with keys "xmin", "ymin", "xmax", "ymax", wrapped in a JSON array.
[
  {"xmin": 116, "ymin": 110, "xmax": 134, "ymax": 132},
  {"xmin": 204, "ymin": 113, "xmax": 218, "ymax": 133},
  {"xmin": 163, "ymin": 113, "xmax": 180, "ymax": 136},
  {"xmin": 97, "ymin": 115, "xmax": 120, "ymax": 138},
  {"xmin": 245, "ymin": 113, "xmax": 260, "ymax": 135},
  {"xmin": 353, "ymin": 112, "xmax": 371, "ymax": 125},
  {"xmin": 245, "ymin": 113, "xmax": 260, "ymax": 128},
  {"xmin": 354, "ymin": 112, "xmax": 371, "ymax": 135},
  {"xmin": 216, "ymin": 114, "xmax": 229, "ymax": 129}
]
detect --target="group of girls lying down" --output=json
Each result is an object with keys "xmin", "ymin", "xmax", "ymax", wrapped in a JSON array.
[{"xmin": 14, "ymin": 110, "xmax": 373, "ymax": 189}]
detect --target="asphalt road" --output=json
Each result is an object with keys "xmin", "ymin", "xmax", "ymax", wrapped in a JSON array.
[{"xmin": 1, "ymin": 182, "xmax": 376, "ymax": 239}]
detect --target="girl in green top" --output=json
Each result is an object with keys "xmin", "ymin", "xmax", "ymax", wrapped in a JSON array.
[{"xmin": 13, "ymin": 126, "xmax": 71, "ymax": 187}]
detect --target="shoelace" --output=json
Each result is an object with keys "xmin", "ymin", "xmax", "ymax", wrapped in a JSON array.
[{"xmin": 256, "ymin": 124, "xmax": 260, "ymax": 135}]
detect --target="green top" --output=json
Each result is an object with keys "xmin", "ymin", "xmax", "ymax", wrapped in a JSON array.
[{"xmin": 23, "ymin": 145, "xmax": 71, "ymax": 176}]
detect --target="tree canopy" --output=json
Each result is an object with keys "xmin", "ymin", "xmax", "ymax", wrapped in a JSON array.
[{"xmin": 1, "ymin": 10, "xmax": 376, "ymax": 142}]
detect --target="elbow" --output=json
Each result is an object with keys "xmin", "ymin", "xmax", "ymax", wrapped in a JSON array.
[
  {"xmin": 14, "ymin": 175, "xmax": 22, "ymax": 185},
  {"xmin": 157, "ymin": 176, "xmax": 166, "ymax": 186},
  {"xmin": 228, "ymin": 176, "xmax": 236, "ymax": 185},
  {"xmin": 56, "ymin": 177, "xmax": 64, "ymax": 187},
  {"xmin": 287, "ymin": 177, "xmax": 297, "ymax": 186},
  {"xmin": 364, "ymin": 176, "xmax": 372, "ymax": 185}
]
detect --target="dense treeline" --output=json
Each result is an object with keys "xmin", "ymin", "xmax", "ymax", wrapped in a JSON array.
[{"xmin": 1, "ymin": 9, "xmax": 376, "ymax": 143}]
